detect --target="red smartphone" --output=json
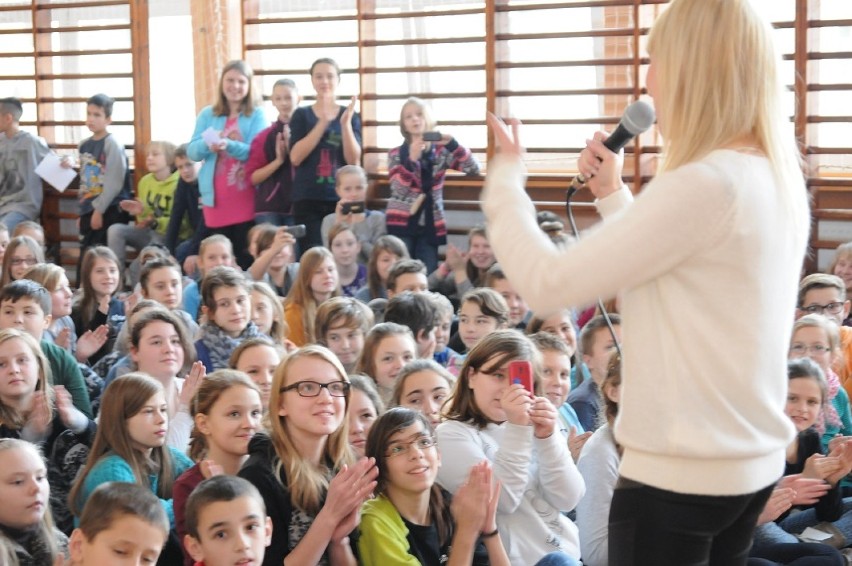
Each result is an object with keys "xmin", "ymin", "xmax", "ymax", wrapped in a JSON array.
[{"xmin": 508, "ymin": 360, "xmax": 534, "ymax": 393}]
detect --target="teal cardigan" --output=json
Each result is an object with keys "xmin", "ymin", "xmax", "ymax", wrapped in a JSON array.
[{"xmin": 186, "ymin": 105, "xmax": 267, "ymax": 208}]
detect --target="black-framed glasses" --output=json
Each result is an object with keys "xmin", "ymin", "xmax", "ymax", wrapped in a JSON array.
[
  {"xmin": 386, "ymin": 435, "xmax": 437, "ymax": 458},
  {"xmin": 279, "ymin": 380, "xmax": 350, "ymax": 398},
  {"xmin": 800, "ymin": 302, "xmax": 845, "ymax": 316}
]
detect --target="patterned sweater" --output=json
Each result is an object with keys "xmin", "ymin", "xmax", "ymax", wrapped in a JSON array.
[{"xmin": 385, "ymin": 139, "xmax": 479, "ymax": 242}]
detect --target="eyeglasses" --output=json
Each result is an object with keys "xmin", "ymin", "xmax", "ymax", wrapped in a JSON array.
[
  {"xmin": 790, "ymin": 343, "xmax": 831, "ymax": 356},
  {"xmin": 10, "ymin": 257, "xmax": 37, "ymax": 266},
  {"xmin": 279, "ymin": 380, "xmax": 350, "ymax": 397},
  {"xmin": 386, "ymin": 435, "xmax": 437, "ymax": 458},
  {"xmin": 800, "ymin": 302, "xmax": 845, "ymax": 316}
]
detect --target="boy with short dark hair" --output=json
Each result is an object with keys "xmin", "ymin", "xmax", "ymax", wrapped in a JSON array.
[
  {"xmin": 0, "ymin": 279, "xmax": 93, "ymax": 417},
  {"xmin": 183, "ymin": 475, "xmax": 272, "ymax": 566},
  {"xmin": 384, "ymin": 290, "xmax": 438, "ymax": 359},
  {"xmin": 386, "ymin": 258, "xmax": 428, "ymax": 298},
  {"xmin": 0, "ymin": 97, "xmax": 50, "ymax": 232},
  {"xmin": 67, "ymin": 93, "xmax": 132, "ymax": 282},
  {"xmin": 567, "ymin": 314, "xmax": 621, "ymax": 433}
]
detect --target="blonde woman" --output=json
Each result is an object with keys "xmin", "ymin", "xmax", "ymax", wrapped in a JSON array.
[{"xmin": 483, "ymin": 0, "xmax": 809, "ymax": 563}]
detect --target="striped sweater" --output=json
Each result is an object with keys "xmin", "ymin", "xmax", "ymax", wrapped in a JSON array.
[{"xmin": 385, "ymin": 138, "xmax": 479, "ymax": 241}]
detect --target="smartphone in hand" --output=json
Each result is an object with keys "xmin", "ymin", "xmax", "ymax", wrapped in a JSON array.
[
  {"xmin": 341, "ymin": 201, "xmax": 365, "ymax": 215},
  {"xmin": 508, "ymin": 360, "xmax": 534, "ymax": 393},
  {"xmin": 284, "ymin": 224, "xmax": 307, "ymax": 238},
  {"xmin": 422, "ymin": 131, "xmax": 442, "ymax": 142}
]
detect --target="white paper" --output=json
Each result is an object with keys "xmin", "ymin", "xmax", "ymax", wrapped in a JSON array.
[
  {"xmin": 799, "ymin": 526, "xmax": 833, "ymax": 541},
  {"xmin": 201, "ymin": 127, "xmax": 221, "ymax": 146},
  {"xmin": 34, "ymin": 153, "xmax": 77, "ymax": 193}
]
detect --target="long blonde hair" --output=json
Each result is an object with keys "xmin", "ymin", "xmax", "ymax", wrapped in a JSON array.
[
  {"xmin": 0, "ymin": 329, "xmax": 53, "ymax": 429},
  {"xmin": 647, "ymin": 0, "xmax": 807, "ymax": 231},
  {"xmin": 266, "ymin": 345, "xmax": 353, "ymax": 514}
]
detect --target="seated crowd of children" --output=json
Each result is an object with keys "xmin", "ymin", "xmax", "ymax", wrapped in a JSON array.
[{"xmin": 4, "ymin": 59, "xmax": 852, "ymax": 566}]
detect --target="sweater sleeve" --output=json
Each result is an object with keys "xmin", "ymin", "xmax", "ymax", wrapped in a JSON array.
[
  {"xmin": 436, "ymin": 421, "xmax": 532, "ymax": 514},
  {"xmin": 576, "ymin": 429, "xmax": 620, "ymax": 566},
  {"xmin": 481, "ymin": 154, "xmax": 737, "ymax": 314},
  {"xmin": 534, "ymin": 428, "xmax": 585, "ymax": 512},
  {"xmin": 187, "ymin": 108, "xmax": 215, "ymax": 162},
  {"xmin": 244, "ymin": 126, "xmax": 271, "ymax": 179},
  {"xmin": 362, "ymin": 212, "xmax": 387, "ymax": 259},
  {"xmin": 358, "ymin": 502, "xmax": 421, "ymax": 566},
  {"xmin": 92, "ymin": 135, "xmax": 127, "ymax": 213},
  {"xmin": 167, "ymin": 407, "xmax": 193, "ymax": 453}
]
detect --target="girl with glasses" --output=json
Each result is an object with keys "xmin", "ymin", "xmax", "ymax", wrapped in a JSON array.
[
  {"xmin": 238, "ymin": 345, "xmax": 377, "ymax": 566},
  {"xmin": 789, "ymin": 314, "xmax": 852, "ymax": 453},
  {"xmin": 1, "ymin": 235, "xmax": 43, "ymax": 286},
  {"xmin": 359, "ymin": 407, "xmax": 509, "ymax": 566},
  {"xmin": 437, "ymin": 330, "xmax": 583, "ymax": 566}
]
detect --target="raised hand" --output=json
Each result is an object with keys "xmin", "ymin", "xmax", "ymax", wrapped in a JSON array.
[
  {"xmin": 486, "ymin": 113, "xmax": 523, "ymax": 158},
  {"xmin": 451, "ymin": 461, "xmax": 492, "ymax": 535},
  {"xmin": 76, "ymin": 325, "xmax": 109, "ymax": 362},
  {"xmin": 568, "ymin": 426, "xmax": 592, "ymax": 463},
  {"xmin": 200, "ymin": 459, "xmax": 225, "ymax": 479},
  {"xmin": 179, "ymin": 361, "xmax": 207, "ymax": 408},
  {"xmin": 802, "ymin": 453, "xmax": 843, "ymax": 481},
  {"xmin": 322, "ymin": 457, "xmax": 378, "ymax": 541},
  {"xmin": 444, "ymin": 243, "xmax": 468, "ymax": 273},
  {"xmin": 529, "ymin": 396, "xmax": 557, "ymax": 439},
  {"xmin": 779, "ymin": 474, "xmax": 832, "ymax": 505},
  {"xmin": 340, "ymin": 96, "xmax": 357, "ymax": 126},
  {"xmin": 501, "ymin": 383, "xmax": 532, "ymax": 427}
]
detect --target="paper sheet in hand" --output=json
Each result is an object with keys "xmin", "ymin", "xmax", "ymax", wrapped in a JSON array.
[
  {"xmin": 202, "ymin": 127, "xmax": 221, "ymax": 146},
  {"xmin": 34, "ymin": 153, "xmax": 77, "ymax": 193}
]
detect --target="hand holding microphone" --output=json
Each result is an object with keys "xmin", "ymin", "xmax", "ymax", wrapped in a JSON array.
[{"xmin": 571, "ymin": 100, "xmax": 656, "ymax": 199}]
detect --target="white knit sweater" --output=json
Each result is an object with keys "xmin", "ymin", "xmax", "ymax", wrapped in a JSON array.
[{"xmin": 481, "ymin": 149, "xmax": 809, "ymax": 496}]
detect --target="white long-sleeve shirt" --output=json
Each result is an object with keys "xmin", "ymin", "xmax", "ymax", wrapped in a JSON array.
[
  {"xmin": 481, "ymin": 149, "xmax": 809, "ymax": 496},
  {"xmin": 436, "ymin": 420, "xmax": 584, "ymax": 564},
  {"xmin": 576, "ymin": 424, "xmax": 620, "ymax": 566}
]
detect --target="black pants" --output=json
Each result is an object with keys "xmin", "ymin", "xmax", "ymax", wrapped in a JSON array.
[
  {"xmin": 293, "ymin": 199, "xmax": 336, "ymax": 258},
  {"xmin": 210, "ymin": 220, "xmax": 254, "ymax": 270},
  {"xmin": 608, "ymin": 477, "xmax": 774, "ymax": 566},
  {"xmin": 77, "ymin": 205, "xmax": 128, "ymax": 285}
]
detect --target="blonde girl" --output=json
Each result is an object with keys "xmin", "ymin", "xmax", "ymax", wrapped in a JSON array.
[
  {"xmin": 386, "ymin": 97, "xmax": 480, "ymax": 273},
  {"xmin": 238, "ymin": 345, "xmax": 377, "ymax": 565},
  {"xmin": 70, "ymin": 246, "xmax": 123, "ymax": 365},
  {"xmin": 0, "ymin": 328, "xmax": 95, "ymax": 533},
  {"xmin": 283, "ymin": 246, "xmax": 340, "ymax": 346},
  {"xmin": 229, "ymin": 336, "xmax": 284, "ymax": 411},
  {"xmin": 355, "ymin": 234, "xmax": 409, "ymax": 302},
  {"xmin": 187, "ymin": 60, "xmax": 266, "ymax": 269},
  {"xmin": 69, "ymin": 373, "xmax": 193, "ymax": 529},
  {"xmin": 0, "ymin": 438, "xmax": 66, "ymax": 563},
  {"xmin": 829, "ymin": 242, "xmax": 852, "ymax": 322},
  {"xmin": 173, "ymin": 370, "xmax": 263, "ymax": 565},
  {"xmin": 355, "ymin": 322, "xmax": 417, "ymax": 405},
  {"xmin": 1, "ymin": 235, "xmax": 43, "ymax": 286}
]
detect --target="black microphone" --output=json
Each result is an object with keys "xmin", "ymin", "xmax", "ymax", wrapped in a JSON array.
[{"xmin": 567, "ymin": 100, "xmax": 656, "ymax": 197}]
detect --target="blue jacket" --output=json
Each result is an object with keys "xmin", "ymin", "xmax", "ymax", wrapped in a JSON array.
[{"xmin": 187, "ymin": 105, "xmax": 267, "ymax": 207}]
